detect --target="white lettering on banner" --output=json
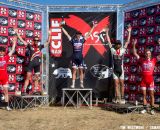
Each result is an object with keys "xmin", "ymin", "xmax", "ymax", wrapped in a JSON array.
[
  {"xmin": 51, "ymin": 33, "xmax": 61, "ymax": 40},
  {"xmin": 51, "ymin": 20, "xmax": 59, "ymax": 27},
  {"xmin": 51, "ymin": 49, "xmax": 62, "ymax": 54},
  {"xmin": 51, "ymin": 41, "xmax": 61, "ymax": 49},
  {"xmin": 50, "ymin": 18, "xmax": 62, "ymax": 57}
]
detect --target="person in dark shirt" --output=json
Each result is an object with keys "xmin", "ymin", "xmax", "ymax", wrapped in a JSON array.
[
  {"xmin": 62, "ymin": 23, "xmax": 97, "ymax": 88},
  {"xmin": 15, "ymin": 28, "xmax": 51, "ymax": 95}
]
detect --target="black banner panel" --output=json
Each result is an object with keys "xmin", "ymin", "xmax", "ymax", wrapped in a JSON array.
[
  {"xmin": 49, "ymin": 12, "xmax": 117, "ymax": 99},
  {"xmin": 124, "ymin": 4, "xmax": 160, "ymax": 103}
]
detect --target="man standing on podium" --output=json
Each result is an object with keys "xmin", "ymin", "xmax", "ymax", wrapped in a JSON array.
[{"xmin": 61, "ymin": 21, "xmax": 97, "ymax": 89}]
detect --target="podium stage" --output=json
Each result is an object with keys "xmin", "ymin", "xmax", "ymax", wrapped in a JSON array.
[
  {"xmin": 105, "ymin": 102, "xmax": 144, "ymax": 114},
  {"xmin": 9, "ymin": 95, "xmax": 49, "ymax": 110},
  {"xmin": 62, "ymin": 88, "xmax": 93, "ymax": 109}
]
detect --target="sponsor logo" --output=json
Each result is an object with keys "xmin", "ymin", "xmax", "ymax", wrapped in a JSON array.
[
  {"xmin": 155, "ymin": 15, "xmax": 160, "ymax": 24},
  {"xmin": 147, "ymin": 26, "xmax": 154, "ymax": 34},
  {"xmin": 147, "ymin": 6, "xmax": 156, "ymax": 15},
  {"xmin": 26, "ymin": 30, "xmax": 33, "ymax": 37},
  {"xmin": 90, "ymin": 64, "xmax": 112, "ymax": 80},
  {"xmin": 129, "ymin": 85, "xmax": 137, "ymax": 91},
  {"xmin": 130, "ymin": 65, "xmax": 137, "ymax": 73},
  {"xmin": 0, "ymin": 17, "xmax": 8, "ymax": 26},
  {"xmin": 18, "ymin": 20, "xmax": 25, "ymax": 28},
  {"xmin": 53, "ymin": 67, "xmax": 72, "ymax": 78},
  {"xmin": 0, "ymin": 36, "xmax": 8, "ymax": 44},
  {"xmin": 7, "ymin": 65, "xmax": 16, "ymax": 73},
  {"xmin": 26, "ymin": 12, "xmax": 34, "ymax": 20},
  {"xmin": 50, "ymin": 18, "xmax": 62, "ymax": 57},
  {"xmin": 0, "ymin": 94, "xmax": 5, "ymax": 101},
  {"xmin": 132, "ymin": 28, "xmax": 139, "ymax": 36},
  {"xmin": 63, "ymin": 15, "xmax": 109, "ymax": 57},
  {"xmin": 8, "ymin": 27, "xmax": 16, "ymax": 36},
  {"xmin": 9, "ymin": 9, "xmax": 17, "ymax": 17},
  {"xmin": 131, "ymin": 10, "xmax": 139, "ymax": 18},
  {"xmin": 16, "ymin": 56, "xmax": 24, "ymax": 64},
  {"xmin": 34, "ymin": 22, "xmax": 41, "ymax": 30},
  {"xmin": 139, "ymin": 18, "xmax": 146, "ymax": 26},
  {"xmin": 8, "ymin": 84, "xmax": 15, "ymax": 91},
  {"xmin": 16, "ymin": 75, "xmax": 24, "ymax": 82}
]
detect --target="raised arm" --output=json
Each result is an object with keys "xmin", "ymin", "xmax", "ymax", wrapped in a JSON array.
[
  {"xmin": 132, "ymin": 39, "xmax": 140, "ymax": 59},
  {"xmin": 8, "ymin": 36, "xmax": 17, "ymax": 56},
  {"xmin": 84, "ymin": 22, "xmax": 97, "ymax": 40},
  {"xmin": 14, "ymin": 28, "xmax": 28, "ymax": 46},
  {"xmin": 44, "ymin": 29, "xmax": 51, "ymax": 47},
  {"xmin": 124, "ymin": 25, "xmax": 132, "ymax": 48},
  {"xmin": 61, "ymin": 27, "xmax": 72, "ymax": 41},
  {"xmin": 105, "ymin": 27, "xmax": 112, "ymax": 48}
]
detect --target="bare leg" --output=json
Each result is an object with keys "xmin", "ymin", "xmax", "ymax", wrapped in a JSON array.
[
  {"xmin": 71, "ymin": 68, "xmax": 77, "ymax": 88},
  {"xmin": 149, "ymin": 90, "xmax": 154, "ymax": 107},
  {"xmin": 142, "ymin": 89, "xmax": 147, "ymax": 105},
  {"xmin": 23, "ymin": 72, "xmax": 32, "ymax": 92},
  {"xmin": 34, "ymin": 73, "xmax": 40, "ymax": 92},
  {"xmin": 79, "ymin": 68, "xmax": 84, "ymax": 88},
  {"xmin": 3, "ymin": 84, "xmax": 12, "ymax": 110},
  {"xmin": 3, "ymin": 85, "xmax": 9, "ymax": 102},
  {"xmin": 114, "ymin": 79, "xmax": 120, "ymax": 98},
  {"xmin": 119, "ymin": 79, "xmax": 124, "ymax": 98}
]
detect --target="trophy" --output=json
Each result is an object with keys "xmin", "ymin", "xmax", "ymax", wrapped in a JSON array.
[{"xmin": 60, "ymin": 16, "xmax": 66, "ymax": 26}]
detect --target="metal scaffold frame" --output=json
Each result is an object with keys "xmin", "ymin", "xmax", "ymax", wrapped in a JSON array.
[{"xmin": 0, "ymin": 0, "xmax": 159, "ymax": 105}]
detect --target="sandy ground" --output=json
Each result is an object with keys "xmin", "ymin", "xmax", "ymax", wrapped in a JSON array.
[{"xmin": 0, "ymin": 106, "xmax": 160, "ymax": 130}]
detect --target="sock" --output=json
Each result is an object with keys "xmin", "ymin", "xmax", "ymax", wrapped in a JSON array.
[
  {"xmin": 121, "ymin": 96, "xmax": 124, "ymax": 99},
  {"xmin": 72, "ymin": 80, "xmax": 75, "ymax": 86},
  {"xmin": 4, "ymin": 102, "xmax": 8, "ymax": 107},
  {"xmin": 150, "ymin": 106, "xmax": 154, "ymax": 110},
  {"xmin": 143, "ymin": 105, "xmax": 147, "ymax": 110},
  {"xmin": 80, "ymin": 80, "xmax": 83, "ymax": 84},
  {"xmin": 24, "ymin": 87, "xmax": 26, "ymax": 93}
]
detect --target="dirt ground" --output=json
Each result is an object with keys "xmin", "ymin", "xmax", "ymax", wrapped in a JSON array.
[{"xmin": 0, "ymin": 106, "xmax": 160, "ymax": 130}]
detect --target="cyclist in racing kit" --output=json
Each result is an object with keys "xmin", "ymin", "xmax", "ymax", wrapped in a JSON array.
[
  {"xmin": 61, "ymin": 22, "xmax": 97, "ymax": 88},
  {"xmin": 105, "ymin": 25, "xmax": 132, "ymax": 104},
  {"xmin": 14, "ymin": 28, "xmax": 51, "ymax": 95},
  {"xmin": 133, "ymin": 39, "xmax": 160, "ymax": 115},
  {"xmin": 0, "ymin": 36, "xmax": 17, "ymax": 110}
]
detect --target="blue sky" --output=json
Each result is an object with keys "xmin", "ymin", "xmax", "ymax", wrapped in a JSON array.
[{"xmin": 23, "ymin": 0, "xmax": 135, "ymax": 5}]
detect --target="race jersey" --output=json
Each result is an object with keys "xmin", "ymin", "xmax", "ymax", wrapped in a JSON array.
[
  {"xmin": 110, "ymin": 47, "xmax": 126, "ymax": 68},
  {"xmin": 0, "ymin": 55, "xmax": 9, "ymax": 72},
  {"xmin": 27, "ymin": 44, "xmax": 44, "ymax": 61},
  {"xmin": 141, "ymin": 58, "xmax": 157, "ymax": 76},
  {"xmin": 70, "ymin": 36, "xmax": 85, "ymax": 55}
]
